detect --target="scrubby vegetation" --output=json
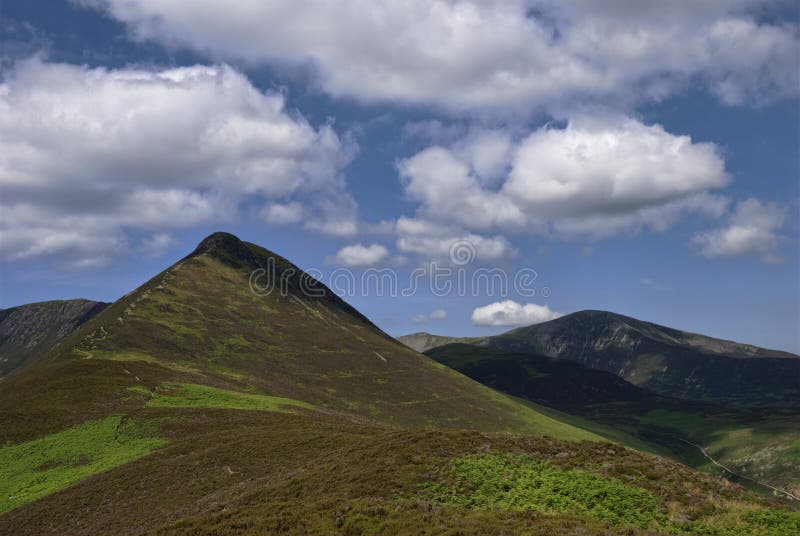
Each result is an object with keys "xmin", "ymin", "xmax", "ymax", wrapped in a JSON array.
[
  {"xmin": 422, "ymin": 453, "xmax": 665, "ymax": 528},
  {"xmin": 427, "ymin": 344, "xmax": 800, "ymax": 498},
  {"xmin": 421, "ymin": 452, "xmax": 800, "ymax": 535},
  {"xmin": 1, "ymin": 233, "xmax": 797, "ymax": 534}
]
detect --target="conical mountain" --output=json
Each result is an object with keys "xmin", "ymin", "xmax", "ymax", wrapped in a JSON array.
[{"xmin": 2, "ymin": 232, "xmax": 593, "ymax": 443}]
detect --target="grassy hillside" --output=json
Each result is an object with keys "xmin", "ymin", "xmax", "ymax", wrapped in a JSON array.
[
  {"xmin": 428, "ymin": 343, "xmax": 647, "ymax": 405},
  {"xmin": 1, "ymin": 405, "xmax": 796, "ymax": 535},
  {"xmin": 488, "ymin": 310, "xmax": 800, "ymax": 407},
  {"xmin": 22, "ymin": 232, "xmax": 594, "ymax": 440},
  {"xmin": 1, "ymin": 232, "xmax": 796, "ymax": 533},
  {"xmin": 426, "ymin": 344, "xmax": 800, "ymax": 501},
  {"xmin": 398, "ymin": 332, "xmax": 483, "ymax": 353}
]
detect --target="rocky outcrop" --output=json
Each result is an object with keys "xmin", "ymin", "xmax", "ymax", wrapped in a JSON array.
[{"xmin": 0, "ymin": 299, "xmax": 107, "ymax": 378}]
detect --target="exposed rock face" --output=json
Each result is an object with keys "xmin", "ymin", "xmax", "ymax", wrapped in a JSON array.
[{"xmin": 0, "ymin": 299, "xmax": 107, "ymax": 378}]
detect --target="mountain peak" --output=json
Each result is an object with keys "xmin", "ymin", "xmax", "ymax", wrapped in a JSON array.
[
  {"xmin": 192, "ymin": 231, "xmax": 244, "ymax": 255},
  {"xmin": 187, "ymin": 231, "xmax": 260, "ymax": 267}
]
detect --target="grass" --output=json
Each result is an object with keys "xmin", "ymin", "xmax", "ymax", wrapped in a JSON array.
[
  {"xmin": 427, "ymin": 344, "xmax": 800, "ymax": 498},
  {"xmin": 479, "ymin": 385, "xmax": 603, "ymax": 442},
  {"xmin": 422, "ymin": 452, "xmax": 666, "ymax": 529},
  {"xmin": 2, "ymin": 234, "xmax": 796, "ymax": 533},
  {"xmin": 135, "ymin": 383, "xmax": 313, "ymax": 412},
  {"xmin": 737, "ymin": 508, "xmax": 800, "ymax": 535},
  {"xmin": 0, "ymin": 416, "xmax": 164, "ymax": 514},
  {"xmin": 636, "ymin": 408, "xmax": 800, "ymax": 496},
  {"xmin": 1, "ymin": 409, "xmax": 794, "ymax": 535},
  {"xmin": 513, "ymin": 396, "xmax": 665, "ymax": 455},
  {"xmin": 422, "ymin": 452, "xmax": 800, "ymax": 534}
]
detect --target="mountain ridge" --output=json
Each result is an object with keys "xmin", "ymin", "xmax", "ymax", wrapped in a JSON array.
[{"xmin": 398, "ymin": 309, "xmax": 799, "ymax": 406}]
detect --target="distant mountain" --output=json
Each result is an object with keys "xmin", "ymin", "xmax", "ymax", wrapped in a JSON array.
[
  {"xmin": 403, "ymin": 310, "xmax": 800, "ymax": 407},
  {"xmin": 398, "ymin": 332, "xmax": 481, "ymax": 353},
  {"xmin": 0, "ymin": 299, "xmax": 107, "ymax": 378}
]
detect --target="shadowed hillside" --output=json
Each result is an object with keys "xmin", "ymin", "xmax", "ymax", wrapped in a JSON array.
[{"xmin": 424, "ymin": 342, "xmax": 800, "ymax": 501}]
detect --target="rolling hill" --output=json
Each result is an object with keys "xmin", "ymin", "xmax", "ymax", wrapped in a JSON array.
[
  {"xmin": 1, "ymin": 232, "xmax": 797, "ymax": 534},
  {"xmin": 0, "ymin": 299, "xmax": 107, "ymax": 379},
  {"xmin": 399, "ymin": 332, "xmax": 481, "ymax": 353}
]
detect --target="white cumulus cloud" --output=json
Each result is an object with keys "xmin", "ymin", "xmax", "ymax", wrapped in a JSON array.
[
  {"xmin": 505, "ymin": 115, "xmax": 728, "ymax": 218},
  {"xmin": 0, "ymin": 58, "xmax": 355, "ymax": 267},
  {"xmin": 81, "ymin": 0, "xmax": 799, "ymax": 113},
  {"xmin": 692, "ymin": 198, "xmax": 787, "ymax": 263},
  {"xmin": 397, "ymin": 115, "xmax": 730, "ymax": 241},
  {"xmin": 471, "ymin": 300, "xmax": 562, "ymax": 327},
  {"xmin": 328, "ymin": 244, "xmax": 389, "ymax": 268},
  {"xmin": 394, "ymin": 217, "xmax": 516, "ymax": 263}
]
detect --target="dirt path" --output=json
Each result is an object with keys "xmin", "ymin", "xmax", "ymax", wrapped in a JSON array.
[{"xmin": 674, "ymin": 436, "xmax": 800, "ymax": 502}]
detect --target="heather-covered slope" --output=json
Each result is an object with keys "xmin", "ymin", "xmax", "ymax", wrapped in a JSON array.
[
  {"xmin": 21, "ymin": 232, "xmax": 594, "ymax": 439},
  {"xmin": 425, "ymin": 343, "xmax": 800, "ymax": 501},
  {"xmin": 0, "ymin": 299, "xmax": 107, "ymax": 378},
  {"xmin": 427, "ymin": 343, "xmax": 648, "ymax": 405},
  {"xmin": 2, "ymin": 233, "xmax": 797, "ymax": 533},
  {"xmin": 2, "ymin": 407, "xmax": 797, "ymax": 535}
]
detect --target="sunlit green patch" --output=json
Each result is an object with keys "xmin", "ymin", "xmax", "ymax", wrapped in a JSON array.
[
  {"xmin": 682, "ymin": 506, "xmax": 800, "ymax": 536},
  {"xmin": 422, "ymin": 453, "xmax": 665, "ymax": 529},
  {"xmin": 738, "ymin": 509, "xmax": 800, "ymax": 535},
  {"xmin": 0, "ymin": 416, "xmax": 165, "ymax": 514},
  {"xmin": 135, "ymin": 383, "xmax": 313, "ymax": 413}
]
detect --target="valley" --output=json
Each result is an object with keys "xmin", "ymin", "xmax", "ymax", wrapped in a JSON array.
[{"xmin": 422, "ymin": 340, "xmax": 800, "ymax": 502}]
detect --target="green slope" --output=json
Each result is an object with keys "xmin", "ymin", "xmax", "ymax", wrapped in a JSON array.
[
  {"xmin": 426, "ymin": 343, "xmax": 800, "ymax": 501},
  {"xmin": 0, "ymin": 232, "xmax": 599, "ymax": 513},
  {"xmin": 0, "ymin": 233, "xmax": 797, "ymax": 533},
  {"xmin": 2, "ymin": 408, "xmax": 797, "ymax": 535},
  {"xmin": 34, "ymin": 232, "xmax": 596, "ymax": 439}
]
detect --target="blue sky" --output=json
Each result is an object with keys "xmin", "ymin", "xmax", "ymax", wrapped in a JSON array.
[{"xmin": 1, "ymin": 0, "xmax": 798, "ymax": 352}]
